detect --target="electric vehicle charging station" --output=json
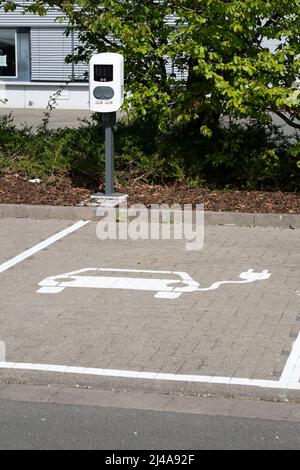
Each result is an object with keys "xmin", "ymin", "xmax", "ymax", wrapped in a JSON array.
[
  {"xmin": 89, "ymin": 53, "xmax": 126, "ymax": 204},
  {"xmin": 89, "ymin": 53, "xmax": 124, "ymax": 114}
]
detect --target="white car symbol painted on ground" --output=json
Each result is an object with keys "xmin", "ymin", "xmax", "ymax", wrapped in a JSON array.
[{"xmin": 37, "ymin": 268, "xmax": 271, "ymax": 299}]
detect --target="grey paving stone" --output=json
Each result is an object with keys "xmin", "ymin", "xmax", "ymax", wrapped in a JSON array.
[{"xmin": 0, "ymin": 219, "xmax": 299, "ymax": 400}]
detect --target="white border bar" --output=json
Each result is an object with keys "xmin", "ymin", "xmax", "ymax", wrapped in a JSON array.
[
  {"xmin": 0, "ymin": 362, "xmax": 299, "ymax": 390},
  {"xmin": 278, "ymin": 332, "xmax": 300, "ymax": 389},
  {"xmin": 0, "ymin": 220, "xmax": 90, "ymax": 274}
]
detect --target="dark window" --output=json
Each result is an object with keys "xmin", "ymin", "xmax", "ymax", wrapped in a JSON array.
[
  {"xmin": 94, "ymin": 64, "xmax": 113, "ymax": 82},
  {"xmin": 0, "ymin": 30, "xmax": 16, "ymax": 77}
]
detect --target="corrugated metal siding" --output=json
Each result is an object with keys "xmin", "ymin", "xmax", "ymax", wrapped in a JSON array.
[
  {"xmin": 30, "ymin": 27, "xmax": 72, "ymax": 81},
  {"xmin": 0, "ymin": 3, "xmax": 178, "ymax": 28},
  {"xmin": 72, "ymin": 31, "xmax": 89, "ymax": 81},
  {"xmin": 0, "ymin": 1, "xmax": 66, "ymax": 26},
  {"xmin": 30, "ymin": 28, "xmax": 89, "ymax": 82},
  {"xmin": 73, "ymin": 60, "xmax": 89, "ymax": 82},
  {"xmin": 165, "ymin": 57, "xmax": 188, "ymax": 82},
  {"xmin": 0, "ymin": 3, "xmax": 184, "ymax": 82}
]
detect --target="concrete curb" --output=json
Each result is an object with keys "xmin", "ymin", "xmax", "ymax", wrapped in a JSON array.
[
  {"xmin": 0, "ymin": 203, "xmax": 299, "ymax": 228},
  {"xmin": 1, "ymin": 382, "xmax": 300, "ymax": 422}
]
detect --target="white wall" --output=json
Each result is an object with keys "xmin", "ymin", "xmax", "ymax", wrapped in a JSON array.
[{"xmin": 0, "ymin": 82, "xmax": 89, "ymax": 109}]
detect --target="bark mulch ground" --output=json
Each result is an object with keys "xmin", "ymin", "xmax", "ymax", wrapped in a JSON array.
[{"xmin": 0, "ymin": 173, "xmax": 299, "ymax": 213}]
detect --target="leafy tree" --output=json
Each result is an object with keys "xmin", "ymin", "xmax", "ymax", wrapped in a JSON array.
[{"xmin": 1, "ymin": 0, "xmax": 300, "ymax": 135}]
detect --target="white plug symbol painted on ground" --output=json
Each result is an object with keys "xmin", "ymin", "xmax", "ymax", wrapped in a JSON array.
[{"xmin": 37, "ymin": 268, "xmax": 271, "ymax": 299}]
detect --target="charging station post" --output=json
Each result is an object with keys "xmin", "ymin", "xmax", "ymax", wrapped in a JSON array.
[{"xmin": 102, "ymin": 111, "xmax": 116, "ymax": 196}]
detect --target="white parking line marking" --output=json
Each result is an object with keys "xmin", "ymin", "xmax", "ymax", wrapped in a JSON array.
[
  {"xmin": 0, "ymin": 287, "xmax": 298, "ymax": 391},
  {"xmin": 0, "ymin": 220, "xmax": 90, "ymax": 274},
  {"xmin": 278, "ymin": 331, "xmax": 300, "ymax": 389},
  {"xmin": 0, "ymin": 341, "xmax": 300, "ymax": 391},
  {"xmin": 1, "ymin": 322, "xmax": 299, "ymax": 392}
]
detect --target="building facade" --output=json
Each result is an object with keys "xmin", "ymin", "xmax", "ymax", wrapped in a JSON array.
[{"xmin": 0, "ymin": 2, "xmax": 89, "ymax": 109}]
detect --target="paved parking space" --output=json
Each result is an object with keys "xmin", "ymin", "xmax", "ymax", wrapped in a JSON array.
[
  {"xmin": 0, "ymin": 218, "xmax": 299, "ymax": 397},
  {"xmin": 0, "ymin": 109, "xmax": 93, "ymax": 130},
  {"xmin": 0, "ymin": 218, "xmax": 75, "ymax": 264}
]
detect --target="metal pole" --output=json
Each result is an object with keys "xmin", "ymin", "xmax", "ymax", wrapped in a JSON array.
[
  {"xmin": 105, "ymin": 125, "xmax": 114, "ymax": 195},
  {"xmin": 103, "ymin": 112, "xmax": 116, "ymax": 196}
]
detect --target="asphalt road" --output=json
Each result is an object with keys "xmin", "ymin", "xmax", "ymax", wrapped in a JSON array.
[{"xmin": 1, "ymin": 398, "xmax": 300, "ymax": 450}]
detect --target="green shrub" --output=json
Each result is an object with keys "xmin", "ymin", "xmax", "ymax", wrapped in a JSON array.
[
  {"xmin": 115, "ymin": 117, "xmax": 300, "ymax": 190},
  {"xmin": 0, "ymin": 113, "xmax": 105, "ymax": 184},
  {"xmin": 0, "ymin": 111, "xmax": 299, "ymax": 191},
  {"xmin": 166, "ymin": 119, "xmax": 300, "ymax": 190}
]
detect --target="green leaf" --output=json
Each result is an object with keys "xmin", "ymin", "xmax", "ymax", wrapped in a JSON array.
[{"xmin": 200, "ymin": 125, "xmax": 213, "ymax": 138}]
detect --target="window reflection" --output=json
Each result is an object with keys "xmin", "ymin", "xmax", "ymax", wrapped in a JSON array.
[{"xmin": 0, "ymin": 30, "xmax": 16, "ymax": 77}]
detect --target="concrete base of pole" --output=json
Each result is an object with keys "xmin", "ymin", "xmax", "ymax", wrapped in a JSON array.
[{"xmin": 89, "ymin": 192, "xmax": 128, "ymax": 207}]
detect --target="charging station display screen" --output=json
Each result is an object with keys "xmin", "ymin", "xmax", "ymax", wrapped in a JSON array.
[{"xmin": 94, "ymin": 64, "xmax": 113, "ymax": 82}]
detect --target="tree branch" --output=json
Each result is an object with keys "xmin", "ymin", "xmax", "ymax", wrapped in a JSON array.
[{"xmin": 273, "ymin": 110, "xmax": 300, "ymax": 129}]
